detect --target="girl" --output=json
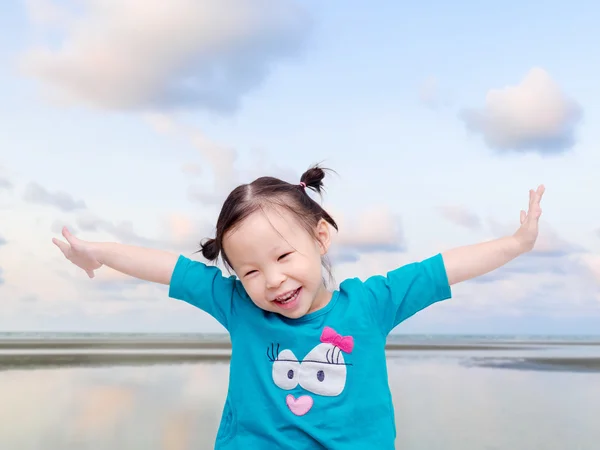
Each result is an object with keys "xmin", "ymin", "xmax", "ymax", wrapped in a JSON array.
[{"xmin": 53, "ymin": 165, "xmax": 544, "ymax": 449}]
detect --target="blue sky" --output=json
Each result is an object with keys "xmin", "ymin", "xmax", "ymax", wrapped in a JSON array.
[{"xmin": 1, "ymin": 0, "xmax": 599, "ymax": 334}]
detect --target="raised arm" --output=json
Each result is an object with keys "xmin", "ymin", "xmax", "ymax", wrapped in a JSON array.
[
  {"xmin": 442, "ymin": 185, "xmax": 545, "ymax": 285},
  {"xmin": 53, "ymin": 227, "xmax": 179, "ymax": 285}
]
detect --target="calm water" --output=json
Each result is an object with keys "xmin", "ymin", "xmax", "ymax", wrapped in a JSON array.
[{"xmin": 1, "ymin": 334, "xmax": 599, "ymax": 449}]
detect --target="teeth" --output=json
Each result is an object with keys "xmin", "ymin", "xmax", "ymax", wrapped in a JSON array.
[
  {"xmin": 276, "ymin": 288, "xmax": 299, "ymax": 303},
  {"xmin": 277, "ymin": 290, "xmax": 294, "ymax": 300}
]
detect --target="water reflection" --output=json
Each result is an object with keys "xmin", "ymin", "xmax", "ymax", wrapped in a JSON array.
[
  {"xmin": 0, "ymin": 353, "xmax": 599, "ymax": 449},
  {"xmin": 389, "ymin": 358, "xmax": 600, "ymax": 449},
  {"xmin": 0, "ymin": 364, "xmax": 229, "ymax": 450}
]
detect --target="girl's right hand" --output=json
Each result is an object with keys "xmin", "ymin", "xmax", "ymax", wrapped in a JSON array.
[{"xmin": 52, "ymin": 227, "xmax": 103, "ymax": 278}]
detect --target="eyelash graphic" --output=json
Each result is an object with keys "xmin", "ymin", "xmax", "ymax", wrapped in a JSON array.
[
  {"xmin": 326, "ymin": 347, "xmax": 344, "ymax": 365},
  {"xmin": 266, "ymin": 343, "xmax": 352, "ymax": 366},
  {"xmin": 267, "ymin": 343, "xmax": 280, "ymax": 362}
]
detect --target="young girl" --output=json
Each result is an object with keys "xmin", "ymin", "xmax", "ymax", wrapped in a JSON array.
[{"xmin": 53, "ymin": 165, "xmax": 544, "ymax": 449}]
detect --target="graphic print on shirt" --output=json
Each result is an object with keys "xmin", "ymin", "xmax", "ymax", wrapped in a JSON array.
[{"xmin": 267, "ymin": 326, "xmax": 354, "ymax": 416}]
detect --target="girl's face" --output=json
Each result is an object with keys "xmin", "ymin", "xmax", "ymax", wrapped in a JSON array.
[{"xmin": 223, "ymin": 206, "xmax": 332, "ymax": 319}]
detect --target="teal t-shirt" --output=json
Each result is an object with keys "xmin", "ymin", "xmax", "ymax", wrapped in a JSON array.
[{"xmin": 169, "ymin": 254, "xmax": 451, "ymax": 449}]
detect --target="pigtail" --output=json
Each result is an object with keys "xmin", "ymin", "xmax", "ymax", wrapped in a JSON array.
[
  {"xmin": 299, "ymin": 163, "xmax": 335, "ymax": 195},
  {"xmin": 199, "ymin": 237, "xmax": 220, "ymax": 261},
  {"xmin": 298, "ymin": 164, "xmax": 339, "ymax": 233}
]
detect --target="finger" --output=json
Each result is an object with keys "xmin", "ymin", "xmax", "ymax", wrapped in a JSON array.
[
  {"xmin": 86, "ymin": 270, "xmax": 95, "ymax": 279},
  {"xmin": 536, "ymin": 184, "xmax": 545, "ymax": 203},
  {"xmin": 52, "ymin": 237, "xmax": 70, "ymax": 256},
  {"xmin": 528, "ymin": 189, "xmax": 535, "ymax": 211},
  {"xmin": 520, "ymin": 210, "xmax": 526, "ymax": 224},
  {"xmin": 62, "ymin": 226, "xmax": 77, "ymax": 245},
  {"xmin": 530, "ymin": 186, "xmax": 544, "ymax": 219}
]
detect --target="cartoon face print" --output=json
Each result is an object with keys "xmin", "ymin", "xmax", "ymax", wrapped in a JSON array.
[{"xmin": 267, "ymin": 326, "xmax": 354, "ymax": 416}]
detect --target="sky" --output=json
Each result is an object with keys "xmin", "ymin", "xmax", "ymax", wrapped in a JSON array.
[{"xmin": 1, "ymin": 0, "xmax": 599, "ymax": 335}]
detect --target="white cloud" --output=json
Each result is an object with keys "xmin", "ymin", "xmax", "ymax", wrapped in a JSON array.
[
  {"xmin": 0, "ymin": 165, "xmax": 14, "ymax": 191},
  {"xmin": 164, "ymin": 213, "xmax": 203, "ymax": 247},
  {"xmin": 20, "ymin": 294, "xmax": 39, "ymax": 303},
  {"xmin": 76, "ymin": 214, "xmax": 154, "ymax": 245},
  {"xmin": 143, "ymin": 112, "xmax": 176, "ymax": 135},
  {"xmin": 460, "ymin": 68, "xmax": 582, "ymax": 154},
  {"xmin": 330, "ymin": 207, "xmax": 405, "ymax": 263},
  {"xmin": 580, "ymin": 254, "xmax": 600, "ymax": 286},
  {"xmin": 188, "ymin": 150, "xmax": 300, "ymax": 206},
  {"xmin": 71, "ymin": 210, "xmax": 211, "ymax": 255},
  {"xmin": 467, "ymin": 220, "xmax": 592, "ymax": 287},
  {"xmin": 189, "ymin": 131, "xmax": 239, "ymax": 196},
  {"xmin": 487, "ymin": 218, "xmax": 583, "ymax": 257},
  {"xmin": 181, "ymin": 163, "xmax": 203, "ymax": 177},
  {"xmin": 144, "ymin": 113, "xmax": 238, "ymax": 203},
  {"xmin": 145, "ymin": 114, "xmax": 300, "ymax": 205},
  {"xmin": 449, "ymin": 268, "xmax": 600, "ymax": 320},
  {"xmin": 0, "ymin": 178, "xmax": 13, "ymax": 191},
  {"xmin": 438, "ymin": 205, "xmax": 481, "ymax": 230},
  {"xmin": 23, "ymin": 0, "xmax": 73, "ymax": 27},
  {"xmin": 20, "ymin": 0, "xmax": 311, "ymax": 113},
  {"xmin": 66, "ymin": 270, "xmax": 148, "ymax": 297},
  {"xmin": 23, "ymin": 182, "xmax": 87, "ymax": 212}
]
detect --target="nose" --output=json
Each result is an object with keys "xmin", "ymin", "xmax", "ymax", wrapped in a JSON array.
[{"xmin": 265, "ymin": 268, "xmax": 286, "ymax": 289}]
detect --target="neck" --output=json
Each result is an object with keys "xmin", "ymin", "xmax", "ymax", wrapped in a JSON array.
[{"xmin": 308, "ymin": 284, "xmax": 332, "ymax": 314}]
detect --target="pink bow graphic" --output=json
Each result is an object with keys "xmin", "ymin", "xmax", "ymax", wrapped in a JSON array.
[{"xmin": 320, "ymin": 326, "xmax": 354, "ymax": 353}]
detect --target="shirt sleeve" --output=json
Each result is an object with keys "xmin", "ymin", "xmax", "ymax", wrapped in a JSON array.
[
  {"xmin": 168, "ymin": 255, "xmax": 238, "ymax": 331},
  {"xmin": 363, "ymin": 253, "xmax": 452, "ymax": 336}
]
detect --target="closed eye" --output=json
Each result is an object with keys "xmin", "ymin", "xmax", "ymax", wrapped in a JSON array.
[
  {"xmin": 278, "ymin": 252, "xmax": 292, "ymax": 261},
  {"xmin": 243, "ymin": 252, "xmax": 293, "ymax": 276}
]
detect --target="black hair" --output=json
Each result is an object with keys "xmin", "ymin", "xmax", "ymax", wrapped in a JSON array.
[{"xmin": 198, "ymin": 164, "xmax": 338, "ymax": 280}]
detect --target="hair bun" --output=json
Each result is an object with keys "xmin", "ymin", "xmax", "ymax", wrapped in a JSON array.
[
  {"xmin": 199, "ymin": 238, "xmax": 219, "ymax": 261},
  {"xmin": 299, "ymin": 164, "xmax": 331, "ymax": 194}
]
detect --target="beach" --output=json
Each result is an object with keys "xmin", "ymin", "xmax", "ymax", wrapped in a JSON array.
[{"xmin": 1, "ymin": 333, "xmax": 599, "ymax": 449}]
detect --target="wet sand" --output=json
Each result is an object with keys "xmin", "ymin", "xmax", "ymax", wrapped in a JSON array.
[
  {"xmin": 0, "ymin": 352, "xmax": 232, "ymax": 370},
  {"xmin": 1, "ymin": 337, "xmax": 599, "ymax": 372},
  {"xmin": 0, "ymin": 341, "xmax": 533, "ymax": 370},
  {"xmin": 467, "ymin": 356, "xmax": 600, "ymax": 372},
  {"xmin": 0, "ymin": 337, "xmax": 542, "ymax": 351},
  {"xmin": 0, "ymin": 340, "xmax": 233, "ymax": 350}
]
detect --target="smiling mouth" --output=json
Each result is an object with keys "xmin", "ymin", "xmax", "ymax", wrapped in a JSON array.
[{"xmin": 274, "ymin": 287, "xmax": 301, "ymax": 305}]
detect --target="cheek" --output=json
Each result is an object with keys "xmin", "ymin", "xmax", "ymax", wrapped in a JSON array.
[
  {"xmin": 302, "ymin": 257, "xmax": 324, "ymax": 285},
  {"xmin": 242, "ymin": 279, "xmax": 266, "ymax": 303}
]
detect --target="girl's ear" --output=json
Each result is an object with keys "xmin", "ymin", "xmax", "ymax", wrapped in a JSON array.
[{"xmin": 315, "ymin": 218, "xmax": 331, "ymax": 255}]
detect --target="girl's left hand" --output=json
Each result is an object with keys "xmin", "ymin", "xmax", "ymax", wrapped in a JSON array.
[{"xmin": 513, "ymin": 185, "xmax": 545, "ymax": 253}]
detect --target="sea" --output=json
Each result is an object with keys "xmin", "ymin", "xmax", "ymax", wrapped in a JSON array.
[{"xmin": 0, "ymin": 332, "xmax": 599, "ymax": 449}]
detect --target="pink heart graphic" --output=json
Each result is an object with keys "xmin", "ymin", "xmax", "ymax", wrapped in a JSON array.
[{"xmin": 286, "ymin": 394, "xmax": 313, "ymax": 416}]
